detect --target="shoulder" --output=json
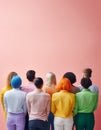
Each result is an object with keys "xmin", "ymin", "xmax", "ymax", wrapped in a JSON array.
[
  {"xmin": 70, "ymin": 92, "xmax": 75, "ymax": 96},
  {"xmin": 90, "ymin": 84, "xmax": 98, "ymax": 88},
  {"xmin": 43, "ymin": 91, "xmax": 50, "ymax": 97},
  {"xmin": 4, "ymin": 90, "xmax": 12, "ymax": 96},
  {"xmin": 75, "ymin": 91, "xmax": 83, "ymax": 97},
  {"xmin": 0, "ymin": 87, "xmax": 5, "ymax": 95},
  {"xmin": 68, "ymin": 92, "xmax": 75, "ymax": 99},
  {"xmin": 78, "ymin": 84, "xmax": 83, "ymax": 90},
  {"xmin": 42, "ymin": 86, "xmax": 47, "ymax": 92},
  {"xmin": 20, "ymin": 90, "xmax": 26, "ymax": 94},
  {"xmin": 89, "ymin": 84, "xmax": 99, "ymax": 94},
  {"xmin": 91, "ymin": 84, "xmax": 98, "ymax": 89},
  {"xmin": 52, "ymin": 92, "xmax": 59, "ymax": 98},
  {"xmin": 1, "ymin": 87, "xmax": 8, "ymax": 93},
  {"xmin": 26, "ymin": 91, "xmax": 34, "ymax": 97}
]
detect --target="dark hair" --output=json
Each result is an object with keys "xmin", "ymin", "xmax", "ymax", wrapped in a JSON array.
[
  {"xmin": 26, "ymin": 70, "xmax": 36, "ymax": 81},
  {"xmin": 83, "ymin": 68, "xmax": 92, "ymax": 78},
  {"xmin": 81, "ymin": 77, "xmax": 92, "ymax": 89},
  {"xmin": 63, "ymin": 72, "xmax": 76, "ymax": 84},
  {"xmin": 34, "ymin": 77, "xmax": 43, "ymax": 88}
]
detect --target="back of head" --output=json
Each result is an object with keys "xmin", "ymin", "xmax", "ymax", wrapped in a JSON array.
[
  {"xmin": 63, "ymin": 72, "xmax": 76, "ymax": 84},
  {"xmin": 81, "ymin": 77, "xmax": 92, "ymax": 89},
  {"xmin": 45, "ymin": 72, "xmax": 56, "ymax": 86},
  {"xmin": 34, "ymin": 77, "xmax": 43, "ymax": 89},
  {"xmin": 11, "ymin": 76, "xmax": 22, "ymax": 89},
  {"xmin": 26, "ymin": 70, "xmax": 36, "ymax": 81},
  {"xmin": 6, "ymin": 71, "xmax": 18, "ymax": 86},
  {"xmin": 83, "ymin": 68, "xmax": 92, "ymax": 78},
  {"xmin": 56, "ymin": 77, "xmax": 72, "ymax": 91}
]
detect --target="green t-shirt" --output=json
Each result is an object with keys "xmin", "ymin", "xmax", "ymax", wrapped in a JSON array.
[{"xmin": 74, "ymin": 89, "xmax": 98, "ymax": 116}]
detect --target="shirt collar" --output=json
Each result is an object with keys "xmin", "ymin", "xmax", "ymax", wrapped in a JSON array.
[
  {"xmin": 13, "ymin": 88, "xmax": 20, "ymax": 90},
  {"xmin": 82, "ymin": 89, "xmax": 90, "ymax": 92},
  {"xmin": 60, "ymin": 90, "xmax": 69, "ymax": 93},
  {"xmin": 34, "ymin": 88, "xmax": 43, "ymax": 92}
]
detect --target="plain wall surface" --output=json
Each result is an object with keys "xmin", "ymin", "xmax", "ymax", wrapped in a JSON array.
[{"xmin": 0, "ymin": 0, "xmax": 101, "ymax": 129}]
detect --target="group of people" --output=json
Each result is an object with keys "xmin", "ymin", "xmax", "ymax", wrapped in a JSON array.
[{"xmin": 0, "ymin": 68, "xmax": 99, "ymax": 130}]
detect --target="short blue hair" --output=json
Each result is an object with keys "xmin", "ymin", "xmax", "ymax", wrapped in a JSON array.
[{"xmin": 11, "ymin": 76, "xmax": 22, "ymax": 88}]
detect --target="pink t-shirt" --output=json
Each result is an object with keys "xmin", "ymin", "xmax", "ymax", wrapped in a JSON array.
[
  {"xmin": 26, "ymin": 89, "xmax": 51, "ymax": 121},
  {"xmin": 21, "ymin": 82, "xmax": 35, "ymax": 93}
]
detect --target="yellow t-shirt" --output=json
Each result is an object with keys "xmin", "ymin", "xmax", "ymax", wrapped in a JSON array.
[
  {"xmin": 0, "ymin": 86, "xmax": 12, "ymax": 119},
  {"xmin": 51, "ymin": 90, "xmax": 75, "ymax": 118}
]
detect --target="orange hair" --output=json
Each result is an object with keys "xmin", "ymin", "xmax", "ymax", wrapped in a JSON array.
[{"xmin": 56, "ymin": 77, "xmax": 72, "ymax": 92}]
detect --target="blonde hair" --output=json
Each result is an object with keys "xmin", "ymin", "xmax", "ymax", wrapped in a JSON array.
[{"xmin": 45, "ymin": 72, "xmax": 56, "ymax": 86}]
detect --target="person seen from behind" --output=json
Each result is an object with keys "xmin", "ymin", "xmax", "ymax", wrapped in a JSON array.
[
  {"xmin": 0, "ymin": 71, "xmax": 17, "ymax": 119},
  {"xmin": 43, "ymin": 72, "xmax": 57, "ymax": 130},
  {"xmin": 63, "ymin": 72, "xmax": 80, "ymax": 130},
  {"xmin": 4, "ymin": 75, "xmax": 27, "ymax": 130},
  {"xmin": 63, "ymin": 72, "xmax": 80, "ymax": 94},
  {"xmin": 74, "ymin": 77, "xmax": 98, "ymax": 130},
  {"xmin": 51, "ymin": 77, "xmax": 75, "ymax": 130},
  {"xmin": 21, "ymin": 70, "xmax": 36, "ymax": 93},
  {"xmin": 26, "ymin": 77, "xmax": 51, "ymax": 130},
  {"xmin": 21, "ymin": 70, "xmax": 36, "ymax": 130},
  {"xmin": 78, "ymin": 68, "xmax": 99, "ymax": 94}
]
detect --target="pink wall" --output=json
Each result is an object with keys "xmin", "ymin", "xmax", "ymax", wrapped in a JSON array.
[{"xmin": 0, "ymin": 0, "xmax": 101, "ymax": 129}]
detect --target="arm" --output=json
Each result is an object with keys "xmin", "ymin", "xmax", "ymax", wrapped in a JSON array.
[
  {"xmin": 73, "ymin": 94, "xmax": 79, "ymax": 116},
  {"xmin": 0, "ymin": 89, "xmax": 5, "ymax": 110},
  {"xmin": 4, "ymin": 93, "xmax": 8, "ymax": 112},
  {"xmin": 46, "ymin": 95, "xmax": 51, "ymax": 116},
  {"xmin": 26, "ymin": 95, "xmax": 31, "ymax": 115},
  {"xmin": 51, "ymin": 94, "xmax": 56, "ymax": 114},
  {"xmin": 71, "ymin": 94, "xmax": 76, "ymax": 113},
  {"xmin": 93, "ymin": 94, "xmax": 98, "ymax": 111},
  {"xmin": 23, "ymin": 93, "xmax": 27, "ymax": 115}
]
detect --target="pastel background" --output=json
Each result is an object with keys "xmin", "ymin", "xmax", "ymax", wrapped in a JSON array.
[{"xmin": 0, "ymin": 0, "xmax": 101, "ymax": 129}]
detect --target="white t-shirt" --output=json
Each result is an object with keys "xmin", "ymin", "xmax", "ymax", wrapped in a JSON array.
[{"xmin": 78, "ymin": 84, "xmax": 99, "ymax": 94}]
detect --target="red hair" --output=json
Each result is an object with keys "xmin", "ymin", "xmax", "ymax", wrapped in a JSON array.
[{"xmin": 56, "ymin": 78, "xmax": 72, "ymax": 91}]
